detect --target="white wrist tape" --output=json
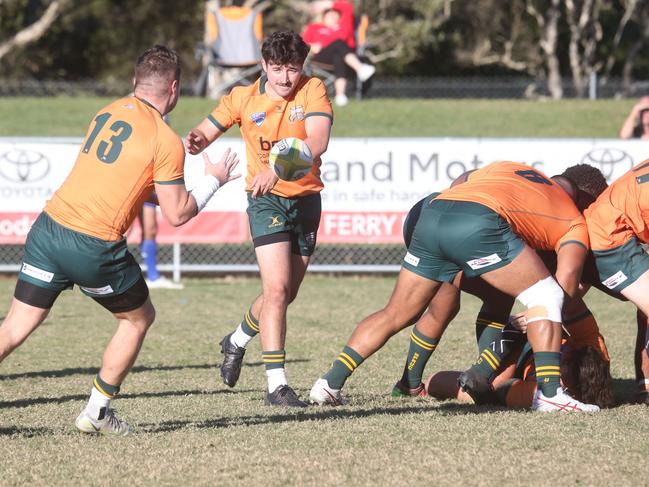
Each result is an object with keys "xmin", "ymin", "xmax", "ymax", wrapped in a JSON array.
[{"xmin": 190, "ymin": 174, "xmax": 220, "ymax": 212}]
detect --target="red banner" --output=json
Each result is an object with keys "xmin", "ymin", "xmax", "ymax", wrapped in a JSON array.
[{"xmin": 0, "ymin": 211, "xmax": 408, "ymax": 245}]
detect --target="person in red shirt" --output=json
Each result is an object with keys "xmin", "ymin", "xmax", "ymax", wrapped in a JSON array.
[{"xmin": 302, "ymin": 0, "xmax": 375, "ymax": 106}]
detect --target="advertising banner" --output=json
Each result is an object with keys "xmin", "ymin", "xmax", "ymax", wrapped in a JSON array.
[{"xmin": 0, "ymin": 137, "xmax": 645, "ymax": 244}]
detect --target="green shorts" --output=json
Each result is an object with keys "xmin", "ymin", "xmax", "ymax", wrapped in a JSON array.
[
  {"xmin": 246, "ymin": 192, "xmax": 321, "ymax": 256},
  {"xmin": 402, "ymin": 199, "xmax": 525, "ymax": 282},
  {"xmin": 19, "ymin": 212, "xmax": 143, "ymax": 297},
  {"xmin": 403, "ymin": 192, "xmax": 441, "ymax": 247},
  {"xmin": 592, "ymin": 237, "xmax": 649, "ymax": 292}
]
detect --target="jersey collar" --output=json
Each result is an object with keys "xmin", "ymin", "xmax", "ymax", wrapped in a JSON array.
[
  {"xmin": 259, "ymin": 75, "xmax": 267, "ymax": 95},
  {"xmin": 134, "ymin": 95, "xmax": 163, "ymax": 117}
]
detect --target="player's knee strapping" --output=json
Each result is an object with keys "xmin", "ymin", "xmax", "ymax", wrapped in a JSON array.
[{"xmin": 516, "ymin": 276, "xmax": 564, "ymax": 324}]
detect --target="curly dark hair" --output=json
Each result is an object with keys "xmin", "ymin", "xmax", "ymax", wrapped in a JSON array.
[
  {"xmin": 569, "ymin": 346, "xmax": 615, "ymax": 408},
  {"xmin": 560, "ymin": 164, "xmax": 609, "ymax": 212},
  {"xmin": 261, "ymin": 31, "xmax": 310, "ymax": 66}
]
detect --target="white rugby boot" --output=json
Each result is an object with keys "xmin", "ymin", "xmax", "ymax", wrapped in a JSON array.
[
  {"xmin": 75, "ymin": 407, "xmax": 133, "ymax": 436},
  {"xmin": 309, "ymin": 378, "xmax": 345, "ymax": 406},
  {"xmin": 532, "ymin": 386, "xmax": 600, "ymax": 413}
]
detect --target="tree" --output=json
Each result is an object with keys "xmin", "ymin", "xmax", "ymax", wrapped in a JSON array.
[{"xmin": 0, "ymin": 0, "xmax": 72, "ymax": 61}]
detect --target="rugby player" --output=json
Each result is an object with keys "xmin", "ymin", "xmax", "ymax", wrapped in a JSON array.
[
  {"xmin": 185, "ymin": 31, "xmax": 333, "ymax": 407},
  {"xmin": 309, "ymin": 161, "xmax": 603, "ymax": 412},
  {"xmin": 424, "ymin": 307, "xmax": 614, "ymax": 410},
  {"xmin": 0, "ymin": 46, "xmax": 240, "ymax": 435},
  {"xmin": 585, "ymin": 159, "xmax": 649, "ymax": 404}
]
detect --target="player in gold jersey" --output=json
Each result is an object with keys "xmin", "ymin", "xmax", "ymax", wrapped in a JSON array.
[
  {"xmin": 309, "ymin": 162, "xmax": 605, "ymax": 412},
  {"xmin": 0, "ymin": 46, "xmax": 240, "ymax": 435},
  {"xmin": 186, "ymin": 31, "xmax": 333, "ymax": 407}
]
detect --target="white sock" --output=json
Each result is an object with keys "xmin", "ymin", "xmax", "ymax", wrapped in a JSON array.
[
  {"xmin": 266, "ymin": 368, "xmax": 288, "ymax": 393},
  {"xmin": 230, "ymin": 324, "xmax": 255, "ymax": 349},
  {"xmin": 85, "ymin": 387, "xmax": 111, "ymax": 420}
]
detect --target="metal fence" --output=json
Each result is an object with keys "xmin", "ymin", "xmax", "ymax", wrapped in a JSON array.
[
  {"xmin": 2, "ymin": 76, "xmax": 648, "ymax": 99},
  {"xmin": 0, "ymin": 243, "xmax": 405, "ymax": 278}
]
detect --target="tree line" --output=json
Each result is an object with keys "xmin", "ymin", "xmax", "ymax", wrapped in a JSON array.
[{"xmin": 2, "ymin": 0, "xmax": 649, "ymax": 99}]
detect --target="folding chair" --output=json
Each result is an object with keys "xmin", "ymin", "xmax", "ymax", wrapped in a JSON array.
[{"xmin": 194, "ymin": 0, "xmax": 263, "ymax": 99}]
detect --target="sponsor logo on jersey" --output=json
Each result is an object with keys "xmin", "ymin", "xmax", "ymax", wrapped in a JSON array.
[
  {"xmin": 259, "ymin": 137, "xmax": 281, "ymax": 151},
  {"xmin": 466, "ymin": 253, "xmax": 502, "ymax": 270},
  {"xmin": 404, "ymin": 252, "xmax": 420, "ymax": 267},
  {"xmin": 21, "ymin": 262, "xmax": 54, "ymax": 282},
  {"xmin": 80, "ymin": 284, "xmax": 114, "ymax": 295},
  {"xmin": 289, "ymin": 105, "xmax": 305, "ymax": 123},
  {"xmin": 251, "ymin": 111, "xmax": 266, "ymax": 127},
  {"xmin": 602, "ymin": 270, "xmax": 628, "ymax": 289}
]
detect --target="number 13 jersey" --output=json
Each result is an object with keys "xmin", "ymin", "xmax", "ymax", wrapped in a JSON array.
[{"xmin": 45, "ymin": 96, "xmax": 185, "ymax": 241}]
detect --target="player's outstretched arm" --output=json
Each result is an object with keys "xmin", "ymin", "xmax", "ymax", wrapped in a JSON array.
[
  {"xmin": 155, "ymin": 149, "xmax": 240, "ymax": 226},
  {"xmin": 185, "ymin": 118, "xmax": 223, "ymax": 155}
]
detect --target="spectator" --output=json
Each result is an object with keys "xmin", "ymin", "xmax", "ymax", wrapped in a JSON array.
[
  {"xmin": 303, "ymin": 0, "xmax": 375, "ymax": 106},
  {"xmin": 620, "ymin": 96, "xmax": 649, "ymax": 139}
]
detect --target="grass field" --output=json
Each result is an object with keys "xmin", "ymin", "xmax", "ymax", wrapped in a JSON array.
[
  {"xmin": 1, "ymin": 275, "xmax": 648, "ymax": 486},
  {"xmin": 0, "ymin": 96, "xmax": 637, "ymax": 138}
]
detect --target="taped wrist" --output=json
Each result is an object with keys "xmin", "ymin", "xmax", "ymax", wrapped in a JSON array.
[{"xmin": 190, "ymin": 174, "xmax": 220, "ymax": 212}]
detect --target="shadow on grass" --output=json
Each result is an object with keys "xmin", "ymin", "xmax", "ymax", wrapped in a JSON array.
[
  {"xmin": 139, "ymin": 401, "xmax": 492, "ymax": 433},
  {"xmin": 0, "ymin": 388, "xmax": 263, "ymax": 409},
  {"xmin": 0, "ymin": 359, "xmax": 309, "ymax": 381},
  {"xmin": 0, "ymin": 426, "xmax": 51, "ymax": 437}
]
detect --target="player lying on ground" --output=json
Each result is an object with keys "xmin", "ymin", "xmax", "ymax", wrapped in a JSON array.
[
  {"xmin": 0, "ymin": 46, "xmax": 240, "ymax": 436},
  {"xmin": 309, "ymin": 161, "xmax": 606, "ymax": 412},
  {"xmin": 424, "ymin": 307, "xmax": 614, "ymax": 409}
]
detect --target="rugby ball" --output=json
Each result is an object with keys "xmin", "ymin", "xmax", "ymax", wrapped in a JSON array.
[{"xmin": 269, "ymin": 137, "xmax": 313, "ymax": 181}]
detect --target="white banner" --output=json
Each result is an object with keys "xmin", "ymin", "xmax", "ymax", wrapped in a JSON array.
[{"xmin": 1, "ymin": 136, "xmax": 646, "ymax": 243}]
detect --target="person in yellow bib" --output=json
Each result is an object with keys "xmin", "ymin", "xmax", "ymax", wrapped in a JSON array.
[
  {"xmin": 0, "ymin": 46, "xmax": 240, "ymax": 435},
  {"xmin": 186, "ymin": 31, "xmax": 333, "ymax": 407}
]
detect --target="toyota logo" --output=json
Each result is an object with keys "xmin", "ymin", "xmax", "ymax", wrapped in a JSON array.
[
  {"xmin": 580, "ymin": 148, "xmax": 634, "ymax": 181},
  {"xmin": 0, "ymin": 149, "xmax": 51, "ymax": 183}
]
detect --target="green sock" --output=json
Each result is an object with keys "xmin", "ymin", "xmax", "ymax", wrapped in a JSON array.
[
  {"xmin": 323, "ymin": 346, "xmax": 364, "ymax": 389},
  {"xmin": 470, "ymin": 313, "xmax": 509, "ymax": 381},
  {"xmin": 400, "ymin": 327, "xmax": 439, "ymax": 388},
  {"xmin": 241, "ymin": 308, "xmax": 259, "ymax": 337},
  {"xmin": 94, "ymin": 374, "xmax": 120, "ymax": 398},
  {"xmin": 534, "ymin": 351, "xmax": 562, "ymax": 396},
  {"xmin": 262, "ymin": 350, "xmax": 286, "ymax": 370}
]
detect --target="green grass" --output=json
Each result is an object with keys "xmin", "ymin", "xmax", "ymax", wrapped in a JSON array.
[
  {"xmin": 0, "ymin": 275, "xmax": 646, "ymax": 486},
  {"xmin": 0, "ymin": 96, "xmax": 636, "ymax": 138}
]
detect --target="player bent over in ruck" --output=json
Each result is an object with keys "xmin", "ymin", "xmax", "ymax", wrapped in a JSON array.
[
  {"xmin": 310, "ymin": 161, "xmax": 603, "ymax": 412},
  {"xmin": 0, "ymin": 46, "xmax": 240, "ymax": 435}
]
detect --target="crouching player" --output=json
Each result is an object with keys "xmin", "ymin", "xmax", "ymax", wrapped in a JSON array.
[
  {"xmin": 0, "ymin": 46, "xmax": 240, "ymax": 435},
  {"xmin": 310, "ymin": 162, "xmax": 602, "ymax": 412},
  {"xmin": 391, "ymin": 165, "xmax": 610, "ymax": 407},
  {"xmin": 585, "ymin": 160, "xmax": 649, "ymax": 406}
]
